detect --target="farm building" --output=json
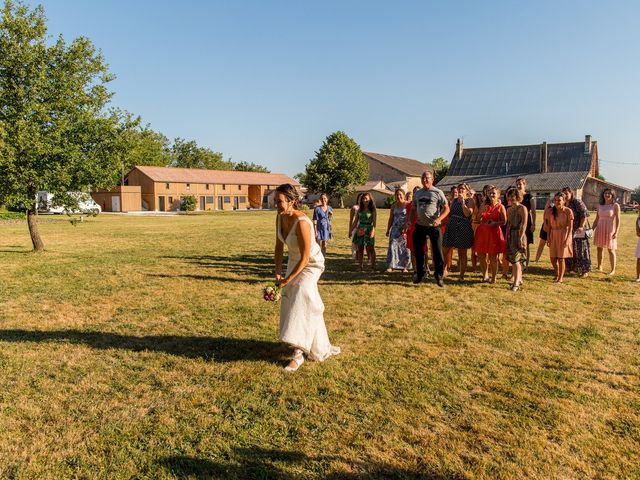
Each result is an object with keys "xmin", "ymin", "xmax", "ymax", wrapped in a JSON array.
[
  {"xmin": 437, "ymin": 136, "xmax": 631, "ymax": 210},
  {"xmin": 364, "ymin": 151, "xmax": 431, "ymax": 193},
  {"xmin": 338, "ymin": 151, "xmax": 431, "ymax": 207},
  {"xmin": 93, "ymin": 166, "xmax": 298, "ymax": 212}
]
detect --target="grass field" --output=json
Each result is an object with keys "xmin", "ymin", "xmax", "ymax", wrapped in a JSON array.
[{"xmin": 0, "ymin": 210, "xmax": 638, "ymax": 479}]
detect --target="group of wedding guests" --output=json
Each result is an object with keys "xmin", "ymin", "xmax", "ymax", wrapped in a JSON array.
[
  {"xmin": 273, "ymin": 182, "xmax": 639, "ymax": 372},
  {"xmin": 316, "ymin": 171, "xmax": 633, "ymax": 290}
]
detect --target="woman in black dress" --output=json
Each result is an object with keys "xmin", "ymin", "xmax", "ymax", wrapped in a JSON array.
[
  {"xmin": 562, "ymin": 187, "xmax": 591, "ymax": 276},
  {"xmin": 443, "ymin": 183, "xmax": 475, "ymax": 281}
]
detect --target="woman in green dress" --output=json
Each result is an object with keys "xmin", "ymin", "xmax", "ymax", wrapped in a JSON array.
[{"xmin": 351, "ymin": 193, "xmax": 377, "ymax": 270}]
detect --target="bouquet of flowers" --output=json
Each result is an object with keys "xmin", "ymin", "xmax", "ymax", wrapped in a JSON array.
[{"xmin": 263, "ymin": 283, "xmax": 282, "ymax": 302}]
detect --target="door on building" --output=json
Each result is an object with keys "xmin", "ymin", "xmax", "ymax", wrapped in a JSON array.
[
  {"xmin": 158, "ymin": 196, "xmax": 165, "ymax": 211},
  {"xmin": 234, "ymin": 197, "xmax": 239, "ymax": 209},
  {"xmin": 111, "ymin": 196, "xmax": 121, "ymax": 212},
  {"xmin": 200, "ymin": 196, "xmax": 205, "ymax": 211},
  {"xmin": 217, "ymin": 197, "xmax": 223, "ymax": 210}
]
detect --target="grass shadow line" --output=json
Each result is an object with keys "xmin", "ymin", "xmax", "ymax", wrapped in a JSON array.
[{"xmin": 0, "ymin": 329, "xmax": 285, "ymax": 363}]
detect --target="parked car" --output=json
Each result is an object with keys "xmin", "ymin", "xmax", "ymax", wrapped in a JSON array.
[
  {"xmin": 36, "ymin": 191, "xmax": 101, "ymax": 215},
  {"xmin": 622, "ymin": 202, "xmax": 638, "ymax": 213}
]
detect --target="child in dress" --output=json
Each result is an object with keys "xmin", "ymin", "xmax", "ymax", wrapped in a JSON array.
[{"xmin": 505, "ymin": 187, "xmax": 528, "ymax": 291}]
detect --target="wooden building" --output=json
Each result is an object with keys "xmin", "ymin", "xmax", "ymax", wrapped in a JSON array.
[
  {"xmin": 91, "ymin": 186, "xmax": 142, "ymax": 212},
  {"xmin": 120, "ymin": 166, "xmax": 298, "ymax": 212},
  {"xmin": 437, "ymin": 136, "xmax": 631, "ymax": 210}
]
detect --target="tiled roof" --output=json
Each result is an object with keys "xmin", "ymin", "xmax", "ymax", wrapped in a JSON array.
[
  {"xmin": 363, "ymin": 151, "xmax": 431, "ymax": 177},
  {"xmin": 130, "ymin": 166, "xmax": 298, "ymax": 186},
  {"xmin": 437, "ymin": 172, "xmax": 589, "ymax": 193},
  {"xmin": 449, "ymin": 142, "xmax": 594, "ymax": 176}
]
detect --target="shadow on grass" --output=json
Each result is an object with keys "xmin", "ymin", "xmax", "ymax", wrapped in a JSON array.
[
  {"xmin": 159, "ymin": 253, "xmax": 416, "ymax": 286},
  {"xmin": 0, "ymin": 329, "xmax": 285, "ymax": 363},
  {"xmin": 160, "ymin": 446, "xmax": 463, "ymax": 479}
]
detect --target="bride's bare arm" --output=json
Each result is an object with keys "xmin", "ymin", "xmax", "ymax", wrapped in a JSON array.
[{"xmin": 275, "ymin": 219, "xmax": 284, "ymax": 282}]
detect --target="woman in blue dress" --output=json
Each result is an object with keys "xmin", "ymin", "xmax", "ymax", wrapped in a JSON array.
[
  {"xmin": 313, "ymin": 193, "xmax": 333, "ymax": 256},
  {"xmin": 385, "ymin": 189, "xmax": 412, "ymax": 272}
]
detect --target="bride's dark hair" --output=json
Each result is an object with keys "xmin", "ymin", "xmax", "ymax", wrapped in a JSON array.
[{"xmin": 275, "ymin": 184, "xmax": 302, "ymax": 209}]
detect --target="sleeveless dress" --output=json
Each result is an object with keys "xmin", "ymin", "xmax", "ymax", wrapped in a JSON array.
[
  {"xmin": 352, "ymin": 211, "xmax": 375, "ymax": 247},
  {"xmin": 547, "ymin": 207, "xmax": 574, "ymax": 258},
  {"xmin": 277, "ymin": 215, "xmax": 340, "ymax": 361},
  {"xmin": 386, "ymin": 205, "xmax": 412, "ymax": 269},
  {"xmin": 474, "ymin": 203, "xmax": 506, "ymax": 254},
  {"xmin": 594, "ymin": 204, "xmax": 618, "ymax": 250},
  {"xmin": 443, "ymin": 199, "xmax": 474, "ymax": 248},
  {"xmin": 313, "ymin": 205, "xmax": 333, "ymax": 241},
  {"xmin": 506, "ymin": 205, "xmax": 527, "ymax": 265},
  {"xmin": 636, "ymin": 217, "xmax": 640, "ymax": 258}
]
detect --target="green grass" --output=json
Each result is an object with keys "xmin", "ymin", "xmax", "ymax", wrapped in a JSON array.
[{"xmin": 0, "ymin": 210, "xmax": 639, "ymax": 479}]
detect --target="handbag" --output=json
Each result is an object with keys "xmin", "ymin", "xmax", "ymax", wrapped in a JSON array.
[{"xmin": 575, "ymin": 219, "xmax": 593, "ymax": 239}]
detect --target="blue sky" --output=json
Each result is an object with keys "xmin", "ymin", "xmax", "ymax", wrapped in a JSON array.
[{"xmin": 26, "ymin": 0, "xmax": 640, "ymax": 188}]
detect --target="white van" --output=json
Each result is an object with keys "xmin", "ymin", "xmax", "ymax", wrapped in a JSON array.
[{"xmin": 36, "ymin": 191, "xmax": 102, "ymax": 215}]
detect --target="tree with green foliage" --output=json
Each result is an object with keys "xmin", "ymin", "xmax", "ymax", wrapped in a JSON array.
[
  {"xmin": 234, "ymin": 161, "xmax": 270, "ymax": 173},
  {"xmin": 0, "ymin": 0, "xmax": 124, "ymax": 251},
  {"xmin": 632, "ymin": 185, "xmax": 640, "ymax": 203},
  {"xmin": 170, "ymin": 138, "xmax": 233, "ymax": 170},
  {"xmin": 297, "ymin": 131, "xmax": 368, "ymax": 207},
  {"xmin": 180, "ymin": 195, "xmax": 196, "ymax": 212},
  {"xmin": 115, "ymin": 112, "xmax": 171, "ymax": 178},
  {"xmin": 431, "ymin": 157, "xmax": 450, "ymax": 184}
]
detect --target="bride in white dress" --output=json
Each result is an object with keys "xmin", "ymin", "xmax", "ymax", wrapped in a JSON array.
[{"xmin": 274, "ymin": 184, "xmax": 341, "ymax": 372}]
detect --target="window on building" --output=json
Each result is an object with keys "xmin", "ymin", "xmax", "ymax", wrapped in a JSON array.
[
  {"xmin": 238, "ymin": 185, "xmax": 241, "ymax": 190},
  {"xmin": 186, "ymin": 183, "xmax": 190, "ymax": 190},
  {"xmin": 239, "ymin": 196, "xmax": 247, "ymax": 203},
  {"xmin": 206, "ymin": 196, "xmax": 214, "ymax": 204},
  {"xmin": 206, "ymin": 184, "xmax": 210, "ymax": 190},
  {"xmin": 165, "ymin": 183, "xmax": 170, "ymax": 189},
  {"xmin": 224, "ymin": 196, "xmax": 231, "ymax": 203},
  {"xmin": 168, "ymin": 196, "xmax": 174, "ymax": 205},
  {"xmin": 222, "ymin": 184, "xmax": 226, "ymax": 190}
]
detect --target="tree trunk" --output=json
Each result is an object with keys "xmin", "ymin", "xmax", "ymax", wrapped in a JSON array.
[
  {"xmin": 27, "ymin": 208, "xmax": 45, "ymax": 252},
  {"xmin": 339, "ymin": 196, "xmax": 344, "ymax": 208}
]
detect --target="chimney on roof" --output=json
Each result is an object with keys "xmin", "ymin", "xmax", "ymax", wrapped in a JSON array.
[
  {"xmin": 540, "ymin": 142, "xmax": 548, "ymax": 173},
  {"xmin": 584, "ymin": 135, "xmax": 592, "ymax": 154},
  {"xmin": 455, "ymin": 138, "xmax": 464, "ymax": 160}
]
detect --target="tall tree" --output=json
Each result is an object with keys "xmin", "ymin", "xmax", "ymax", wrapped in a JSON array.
[
  {"xmin": 297, "ymin": 131, "xmax": 368, "ymax": 207},
  {"xmin": 170, "ymin": 137, "xmax": 233, "ymax": 170},
  {"xmin": 115, "ymin": 111, "xmax": 171, "ymax": 178},
  {"xmin": 431, "ymin": 157, "xmax": 450, "ymax": 184},
  {"xmin": 0, "ymin": 0, "xmax": 123, "ymax": 251},
  {"xmin": 234, "ymin": 161, "xmax": 270, "ymax": 173}
]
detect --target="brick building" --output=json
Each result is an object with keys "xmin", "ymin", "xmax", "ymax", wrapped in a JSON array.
[{"xmin": 93, "ymin": 166, "xmax": 298, "ymax": 212}]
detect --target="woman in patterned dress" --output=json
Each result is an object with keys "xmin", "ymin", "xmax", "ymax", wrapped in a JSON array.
[
  {"xmin": 505, "ymin": 186, "xmax": 528, "ymax": 291},
  {"xmin": 562, "ymin": 187, "xmax": 591, "ymax": 277},
  {"xmin": 593, "ymin": 188, "xmax": 621, "ymax": 275},
  {"xmin": 351, "ymin": 193, "xmax": 377, "ymax": 271},
  {"xmin": 312, "ymin": 193, "xmax": 333, "ymax": 256},
  {"xmin": 385, "ymin": 189, "xmax": 412, "ymax": 272},
  {"xmin": 544, "ymin": 191, "xmax": 574, "ymax": 283},
  {"xmin": 443, "ymin": 183, "xmax": 475, "ymax": 281}
]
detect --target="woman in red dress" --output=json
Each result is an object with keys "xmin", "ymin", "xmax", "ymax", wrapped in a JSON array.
[{"xmin": 474, "ymin": 185, "xmax": 507, "ymax": 283}]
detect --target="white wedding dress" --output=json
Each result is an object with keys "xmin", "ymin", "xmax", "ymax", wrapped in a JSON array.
[{"xmin": 278, "ymin": 214, "xmax": 341, "ymax": 361}]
